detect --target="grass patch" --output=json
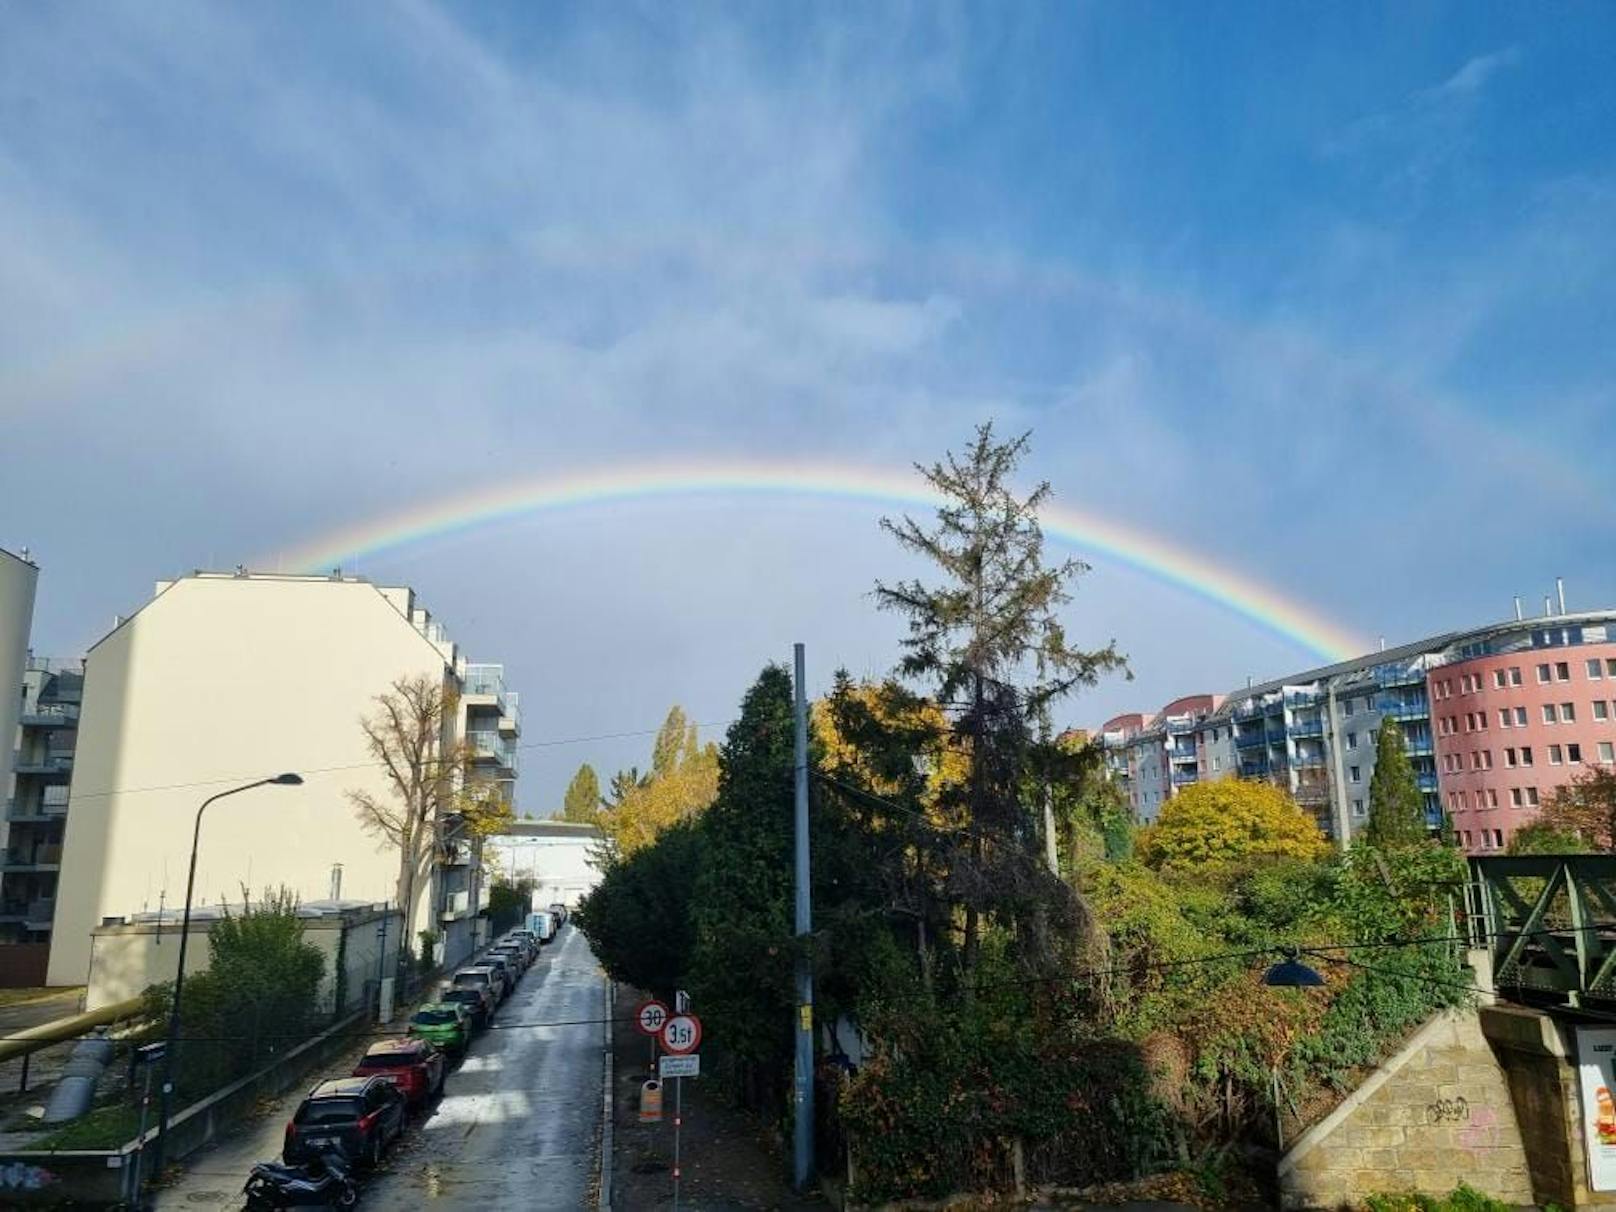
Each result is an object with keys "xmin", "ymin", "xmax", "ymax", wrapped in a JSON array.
[{"xmin": 35, "ymin": 1103, "xmax": 142, "ymax": 1151}]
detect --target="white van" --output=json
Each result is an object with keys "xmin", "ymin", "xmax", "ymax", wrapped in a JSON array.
[{"xmin": 527, "ymin": 911, "xmax": 556, "ymax": 944}]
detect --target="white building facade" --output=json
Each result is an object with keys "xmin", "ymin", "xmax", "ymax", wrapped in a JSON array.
[{"xmin": 48, "ymin": 572, "xmax": 519, "ymax": 987}]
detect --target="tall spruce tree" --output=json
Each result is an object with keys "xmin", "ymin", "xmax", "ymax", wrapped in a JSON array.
[
  {"xmin": 560, "ymin": 764, "xmax": 601, "ymax": 824},
  {"xmin": 1365, "ymin": 718, "xmax": 1428, "ymax": 847},
  {"xmin": 875, "ymin": 423, "xmax": 1128, "ymax": 976}
]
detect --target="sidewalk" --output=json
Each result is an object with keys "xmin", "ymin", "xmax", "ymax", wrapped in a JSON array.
[{"xmin": 609, "ymin": 984, "xmax": 828, "ymax": 1212}]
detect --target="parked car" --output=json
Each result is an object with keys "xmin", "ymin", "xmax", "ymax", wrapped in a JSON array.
[
  {"xmin": 452, "ymin": 965, "xmax": 503, "ymax": 1007},
  {"xmin": 528, "ymin": 911, "xmax": 556, "ymax": 943},
  {"xmin": 489, "ymin": 944, "xmax": 528, "ymax": 975},
  {"xmin": 480, "ymin": 953, "xmax": 517, "ymax": 991},
  {"xmin": 439, "ymin": 984, "xmax": 493, "ymax": 1028},
  {"xmin": 353, "ymin": 1038, "xmax": 446, "ymax": 1109},
  {"xmin": 284, "ymin": 1076, "xmax": 406, "ymax": 1169},
  {"xmin": 502, "ymin": 930, "xmax": 538, "ymax": 958},
  {"xmin": 407, "ymin": 1002, "xmax": 472, "ymax": 1056},
  {"xmin": 548, "ymin": 902, "xmax": 568, "ymax": 928}
]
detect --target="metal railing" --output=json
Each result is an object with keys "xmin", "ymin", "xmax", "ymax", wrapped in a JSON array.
[
  {"xmin": 466, "ymin": 731, "xmax": 517, "ymax": 769},
  {"xmin": 1470, "ymin": 855, "xmax": 1616, "ymax": 1004},
  {"xmin": 19, "ymin": 703, "xmax": 78, "ymax": 727},
  {"xmin": 463, "ymin": 664, "xmax": 506, "ymax": 698},
  {"xmin": 1290, "ymin": 717, "xmax": 1324, "ymax": 737}
]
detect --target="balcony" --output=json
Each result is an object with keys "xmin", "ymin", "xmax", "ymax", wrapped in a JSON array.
[
  {"xmin": 1170, "ymin": 769, "xmax": 1199, "ymax": 787},
  {"xmin": 1233, "ymin": 701, "xmax": 1266, "ymax": 722},
  {"xmin": 1378, "ymin": 697, "xmax": 1429, "ymax": 722},
  {"xmin": 24, "ymin": 899, "xmax": 55, "ymax": 931},
  {"xmin": 11, "ymin": 753, "xmax": 72, "ymax": 777},
  {"xmin": 19, "ymin": 703, "xmax": 78, "ymax": 729},
  {"xmin": 1291, "ymin": 716, "xmax": 1324, "ymax": 738},
  {"xmin": 498, "ymin": 691, "xmax": 520, "ymax": 735},
  {"xmin": 463, "ymin": 664, "xmax": 506, "ymax": 698},
  {"xmin": 1416, "ymin": 772, "xmax": 1439, "ymax": 793},
  {"xmin": 1374, "ymin": 664, "xmax": 1427, "ymax": 689},
  {"xmin": 1284, "ymin": 691, "xmax": 1319, "ymax": 709},
  {"xmin": 5, "ymin": 800, "xmax": 58, "ymax": 824},
  {"xmin": 466, "ymin": 731, "xmax": 516, "ymax": 770},
  {"xmin": 1234, "ymin": 729, "xmax": 1269, "ymax": 750},
  {"xmin": 440, "ymin": 890, "xmax": 471, "ymax": 922},
  {"xmin": 1291, "ymin": 752, "xmax": 1326, "ymax": 770},
  {"xmin": 1164, "ymin": 716, "xmax": 1198, "ymax": 736},
  {"xmin": 2, "ymin": 845, "xmax": 62, "ymax": 872},
  {"xmin": 1405, "ymin": 737, "xmax": 1435, "ymax": 756}
]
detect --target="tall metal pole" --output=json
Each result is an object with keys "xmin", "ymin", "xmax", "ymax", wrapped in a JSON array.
[
  {"xmin": 791, "ymin": 642, "xmax": 815, "ymax": 1190},
  {"xmin": 150, "ymin": 774, "xmax": 298, "ymax": 1184}
]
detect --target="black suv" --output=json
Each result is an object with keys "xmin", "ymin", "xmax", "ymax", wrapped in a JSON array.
[{"xmin": 284, "ymin": 1076, "xmax": 406, "ymax": 1168}]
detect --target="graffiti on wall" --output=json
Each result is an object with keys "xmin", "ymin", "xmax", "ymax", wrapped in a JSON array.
[{"xmin": 0, "ymin": 1162, "xmax": 59, "ymax": 1192}]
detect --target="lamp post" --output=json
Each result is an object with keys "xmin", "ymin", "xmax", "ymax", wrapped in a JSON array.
[{"xmin": 149, "ymin": 773, "xmax": 303, "ymax": 1187}]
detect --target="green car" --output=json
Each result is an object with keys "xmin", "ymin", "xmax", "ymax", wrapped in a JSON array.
[{"xmin": 407, "ymin": 1002, "xmax": 472, "ymax": 1056}]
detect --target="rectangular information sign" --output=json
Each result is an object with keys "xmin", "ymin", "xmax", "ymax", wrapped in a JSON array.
[
  {"xmin": 1577, "ymin": 1026, "xmax": 1616, "ymax": 1190},
  {"xmin": 660, "ymin": 1054, "xmax": 700, "ymax": 1079}
]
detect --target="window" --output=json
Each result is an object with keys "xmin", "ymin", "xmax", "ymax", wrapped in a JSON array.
[
  {"xmin": 1457, "ymin": 791, "xmax": 1468, "ymax": 810},
  {"xmin": 1212, "ymin": 756, "xmax": 1221, "ymax": 772},
  {"xmin": 1596, "ymin": 701, "xmax": 1610, "ymax": 721},
  {"xmin": 1370, "ymin": 728, "xmax": 1379, "ymax": 745},
  {"xmin": 1487, "ymin": 788, "xmax": 1498, "ymax": 808},
  {"xmin": 1544, "ymin": 704, "xmax": 1559, "ymax": 724},
  {"xmin": 1590, "ymin": 659, "xmax": 1605, "ymax": 680},
  {"xmin": 1462, "ymin": 831, "xmax": 1473, "ymax": 847},
  {"xmin": 1515, "ymin": 706, "xmax": 1528, "ymax": 726},
  {"xmin": 1549, "ymin": 745, "xmax": 1563, "ymax": 765},
  {"xmin": 1347, "ymin": 730, "xmax": 1358, "ymax": 748},
  {"xmin": 1538, "ymin": 663, "xmax": 1553, "ymax": 683},
  {"xmin": 1527, "ymin": 786, "xmax": 1540, "ymax": 806},
  {"xmin": 1511, "ymin": 788, "xmax": 1524, "ymax": 807},
  {"xmin": 1557, "ymin": 661, "xmax": 1571, "ymax": 681},
  {"xmin": 1601, "ymin": 742, "xmax": 1615, "ymax": 764},
  {"xmin": 1563, "ymin": 702, "xmax": 1577, "ymax": 723},
  {"xmin": 1505, "ymin": 747, "xmax": 1517, "ymax": 768},
  {"xmin": 1483, "ymin": 750, "xmax": 1493, "ymax": 770},
  {"xmin": 1569, "ymin": 743, "xmax": 1582, "ymax": 764},
  {"xmin": 1494, "ymin": 669, "xmax": 1507, "ymax": 689},
  {"xmin": 1352, "ymin": 798, "xmax": 1365, "ymax": 818},
  {"xmin": 1608, "ymin": 659, "xmax": 1616, "ymax": 677},
  {"xmin": 1493, "ymin": 829, "xmax": 1504, "ymax": 849},
  {"xmin": 1522, "ymin": 746, "xmax": 1534, "ymax": 766},
  {"xmin": 1510, "ymin": 666, "xmax": 1523, "ymax": 686},
  {"xmin": 1499, "ymin": 709, "xmax": 1512, "ymax": 728},
  {"xmin": 1350, "ymin": 765, "xmax": 1361, "ymax": 783}
]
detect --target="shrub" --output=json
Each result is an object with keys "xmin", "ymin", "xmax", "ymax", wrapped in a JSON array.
[{"xmin": 1137, "ymin": 781, "xmax": 1328, "ymax": 870}]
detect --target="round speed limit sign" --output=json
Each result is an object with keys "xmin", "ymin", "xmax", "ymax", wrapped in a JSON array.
[
  {"xmin": 635, "ymin": 1000, "xmax": 669, "ymax": 1037},
  {"xmin": 659, "ymin": 1013, "xmax": 702, "ymax": 1056}
]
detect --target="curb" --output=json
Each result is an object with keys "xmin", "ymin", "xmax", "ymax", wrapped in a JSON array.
[{"xmin": 598, "ymin": 976, "xmax": 615, "ymax": 1211}]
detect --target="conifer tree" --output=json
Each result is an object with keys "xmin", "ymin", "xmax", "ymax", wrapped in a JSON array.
[
  {"xmin": 1365, "ymin": 718, "xmax": 1428, "ymax": 847},
  {"xmin": 560, "ymin": 764, "xmax": 601, "ymax": 824}
]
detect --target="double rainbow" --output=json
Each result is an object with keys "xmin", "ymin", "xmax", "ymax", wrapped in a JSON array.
[{"xmin": 269, "ymin": 461, "xmax": 1369, "ymax": 662}]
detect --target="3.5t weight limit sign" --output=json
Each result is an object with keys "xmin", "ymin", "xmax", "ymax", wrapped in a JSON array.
[
  {"xmin": 660, "ymin": 1013, "xmax": 701, "ymax": 1055},
  {"xmin": 635, "ymin": 1000, "xmax": 669, "ymax": 1037}
]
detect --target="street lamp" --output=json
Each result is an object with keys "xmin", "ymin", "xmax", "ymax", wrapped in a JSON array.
[
  {"xmin": 149, "ymin": 773, "xmax": 302, "ymax": 1184},
  {"xmin": 1263, "ymin": 947, "xmax": 1325, "ymax": 987}
]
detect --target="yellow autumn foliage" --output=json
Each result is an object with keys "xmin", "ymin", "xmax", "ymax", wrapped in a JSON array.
[
  {"xmin": 1137, "ymin": 779, "xmax": 1327, "ymax": 870},
  {"xmin": 811, "ymin": 680, "xmax": 968, "ymax": 821}
]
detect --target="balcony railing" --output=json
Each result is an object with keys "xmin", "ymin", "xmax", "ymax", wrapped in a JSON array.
[
  {"xmin": 463, "ymin": 664, "xmax": 506, "ymax": 698},
  {"xmin": 1234, "ymin": 729, "xmax": 1269, "ymax": 750},
  {"xmin": 11, "ymin": 753, "xmax": 71, "ymax": 777},
  {"xmin": 1284, "ymin": 691, "xmax": 1320, "ymax": 709},
  {"xmin": 1170, "ymin": 769, "xmax": 1199, "ymax": 786},
  {"xmin": 3, "ymin": 846, "xmax": 62, "ymax": 870},
  {"xmin": 1416, "ymin": 772, "xmax": 1439, "ymax": 793},
  {"xmin": 1290, "ymin": 717, "xmax": 1324, "ymax": 738},
  {"xmin": 25, "ymin": 899, "xmax": 54, "ymax": 929},
  {"xmin": 1291, "ymin": 753, "xmax": 1327, "ymax": 769},
  {"xmin": 466, "ymin": 731, "xmax": 517, "ymax": 769},
  {"xmin": 19, "ymin": 704, "xmax": 78, "ymax": 728},
  {"xmin": 1373, "ymin": 664, "xmax": 1427, "ymax": 689}
]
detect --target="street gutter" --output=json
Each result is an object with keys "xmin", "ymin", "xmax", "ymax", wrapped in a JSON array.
[{"xmin": 598, "ymin": 975, "xmax": 615, "ymax": 1210}]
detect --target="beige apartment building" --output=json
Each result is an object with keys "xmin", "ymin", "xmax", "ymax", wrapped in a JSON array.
[{"xmin": 47, "ymin": 571, "xmax": 519, "ymax": 988}]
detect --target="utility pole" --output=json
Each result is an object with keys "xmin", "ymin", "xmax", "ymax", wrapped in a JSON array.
[{"xmin": 791, "ymin": 642, "xmax": 815, "ymax": 1191}]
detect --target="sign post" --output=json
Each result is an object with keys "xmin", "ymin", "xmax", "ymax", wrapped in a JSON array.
[{"xmin": 660, "ymin": 1013, "xmax": 702, "ymax": 1212}]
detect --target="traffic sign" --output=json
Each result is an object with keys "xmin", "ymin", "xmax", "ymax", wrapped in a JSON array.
[
  {"xmin": 659, "ymin": 1054, "xmax": 700, "ymax": 1078},
  {"xmin": 676, "ymin": 989, "xmax": 690, "ymax": 1013},
  {"xmin": 659, "ymin": 1013, "xmax": 702, "ymax": 1055},
  {"xmin": 635, "ymin": 999, "xmax": 670, "ymax": 1037}
]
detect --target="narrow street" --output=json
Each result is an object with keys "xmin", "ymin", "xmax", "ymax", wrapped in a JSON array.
[
  {"xmin": 364, "ymin": 926, "xmax": 605, "ymax": 1209},
  {"xmin": 157, "ymin": 927, "xmax": 605, "ymax": 1211}
]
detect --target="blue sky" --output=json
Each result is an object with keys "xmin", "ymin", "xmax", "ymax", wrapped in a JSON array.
[{"xmin": 2, "ymin": 2, "xmax": 1613, "ymax": 806}]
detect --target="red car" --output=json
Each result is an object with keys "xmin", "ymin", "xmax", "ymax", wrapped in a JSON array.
[{"xmin": 352, "ymin": 1038, "xmax": 445, "ymax": 1109}]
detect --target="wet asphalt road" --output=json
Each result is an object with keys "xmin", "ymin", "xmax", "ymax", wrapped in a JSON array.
[
  {"xmin": 155, "ymin": 927, "xmax": 604, "ymax": 1211},
  {"xmin": 363, "ymin": 927, "xmax": 605, "ymax": 1209}
]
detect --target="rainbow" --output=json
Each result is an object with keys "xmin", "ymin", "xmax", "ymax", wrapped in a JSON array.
[{"xmin": 268, "ymin": 462, "xmax": 1369, "ymax": 662}]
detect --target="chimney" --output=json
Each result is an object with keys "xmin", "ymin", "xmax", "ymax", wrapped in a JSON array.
[
  {"xmin": 1557, "ymin": 577, "xmax": 1566, "ymax": 615},
  {"xmin": 1514, "ymin": 596, "xmax": 1523, "ymax": 621},
  {"xmin": 1379, "ymin": 636, "xmax": 1386, "ymax": 652},
  {"xmin": 1545, "ymin": 596, "xmax": 1555, "ymax": 618}
]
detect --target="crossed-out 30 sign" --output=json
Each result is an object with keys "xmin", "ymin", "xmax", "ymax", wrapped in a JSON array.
[
  {"xmin": 635, "ymin": 1000, "xmax": 669, "ymax": 1037},
  {"xmin": 660, "ymin": 1013, "xmax": 701, "ymax": 1055}
]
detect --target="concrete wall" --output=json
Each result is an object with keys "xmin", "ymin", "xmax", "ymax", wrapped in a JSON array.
[
  {"xmin": 49, "ymin": 574, "xmax": 492, "ymax": 986},
  {"xmin": 84, "ymin": 904, "xmax": 402, "ymax": 1014},
  {"xmin": 0, "ymin": 550, "xmax": 38, "ymax": 816},
  {"xmin": 1279, "ymin": 1011, "xmax": 1533, "ymax": 1209}
]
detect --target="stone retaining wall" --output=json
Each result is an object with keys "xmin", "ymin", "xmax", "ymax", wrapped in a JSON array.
[{"xmin": 1279, "ymin": 1010, "xmax": 1532, "ymax": 1209}]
